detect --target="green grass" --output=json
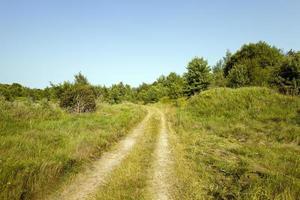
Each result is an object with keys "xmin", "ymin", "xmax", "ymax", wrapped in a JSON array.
[
  {"xmin": 167, "ymin": 87, "xmax": 300, "ymax": 199},
  {"xmin": 95, "ymin": 111, "xmax": 160, "ymax": 200},
  {"xmin": 0, "ymin": 99, "xmax": 146, "ymax": 200}
]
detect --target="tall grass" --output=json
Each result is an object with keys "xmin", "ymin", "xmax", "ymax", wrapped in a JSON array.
[
  {"xmin": 167, "ymin": 87, "xmax": 300, "ymax": 199},
  {"xmin": 0, "ymin": 99, "xmax": 146, "ymax": 200}
]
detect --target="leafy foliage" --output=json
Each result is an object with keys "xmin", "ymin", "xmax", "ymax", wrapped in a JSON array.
[
  {"xmin": 273, "ymin": 50, "xmax": 300, "ymax": 95},
  {"xmin": 1, "ymin": 41, "xmax": 299, "ymax": 106},
  {"xmin": 224, "ymin": 41, "xmax": 285, "ymax": 86},
  {"xmin": 74, "ymin": 72, "xmax": 89, "ymax": 85},
  {"xmin": 164, "ymin": 72, "xmax": 185, "ymax": 99},
  {"xmin": 137, "ymin": 83, "xmax": 166, "ymax": 104},
  {"xmin": 60, "ymin": 84, "xmax": 96, "ymax": 113},
  {"xmin": 0, "ymin": 83, "xmax": 52, "ymax": 101},
  {"xmin": 184, "ymin": 57, "xmax": 211, "ymax": 96},
  {"xmin": 227, "ymin": 64, "xmax": 250, "ymax": 88},
  {"xmin": 57, "ymin": 73, "xmax": 96, "ymax": 113},
  {"xmin": 212, "ymin": 50, "xmax": 232, "ymax": 87},
  {"xmin": 108, "ymin": 82, "xmax": 136, "ymax": 104}
]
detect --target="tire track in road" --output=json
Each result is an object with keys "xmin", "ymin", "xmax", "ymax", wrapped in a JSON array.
[{"xmin": 149, "ymin": 109, "xmax": 173, "ymax": 200}]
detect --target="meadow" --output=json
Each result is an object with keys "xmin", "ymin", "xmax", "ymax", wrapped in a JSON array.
[
  {"xmin": 1, "ymin": 87, "xmax": 300, "ymax": 200},
  {"xmin": 167, "ymin": 87, "xmax": 300, "ymax": 199},
  {"xmin": 0, "ymin": 98, "xmax": 146, "ymax": 200},
  {"xmin": 1, "ymin": 1, "xmax": 299, "ymax": 198}
]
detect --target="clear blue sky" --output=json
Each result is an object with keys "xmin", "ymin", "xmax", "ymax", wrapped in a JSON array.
[{"xmin": 1, "ymin": 0, "xmax": 300, "ymax": 88}]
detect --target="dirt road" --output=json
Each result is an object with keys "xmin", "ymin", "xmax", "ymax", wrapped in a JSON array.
[
  {"xmin": 47, "ymin": 107, "xmax": 173, "ymax": 200},
  {"xmin": 47, "ymin": 109, "xmax": 153, "ymax": 200}
]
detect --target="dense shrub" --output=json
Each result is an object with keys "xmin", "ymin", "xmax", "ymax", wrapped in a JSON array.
[
  {"xmin": 224, "ymin": 41, "xmax": 284, "ymax": 86},
  {"xmin": 60, "ymin": 85, "xmax": 96, "ymax": 113},
  {"xmin": 274, "ymin": 51, "xmax": 300, "ymax": 95},
  {"xmin": 227, "ymin": 64, "xmax": 250, "ymax": 87},
  {"xmin": 108, "ymin": 82, "xmax": 135, "ymax": 104},
  {"xmin": 212, "ymin": 51, "xmax": 232, "ymax": 87},
  {"xmin": 56, "ymin": 73, "xmax": 96, "ymax": 113}
]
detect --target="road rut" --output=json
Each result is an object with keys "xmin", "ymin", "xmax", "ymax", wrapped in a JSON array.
[{"xmin": 149, "ymin": 109, "xmax": 173, "ymax": 200}]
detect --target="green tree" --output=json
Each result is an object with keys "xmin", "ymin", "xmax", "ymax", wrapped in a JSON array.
[
  {"xmin": 122, "ymin": 84, "xmax": 136, "ymax": 102},
  {"xmin": 136, "ymin": 82, "xmax": 166, "ymax": 104},
  {"xmin": 10, "ymin": 83, "xmax": 24, "ymax": 98},
  {"xmin": 139, "ymin": 85, "xmax": 162, "ymax": 104},
  {"xmin": 93, "ymin": 85, "xmax": 110, "ymax": 102},
  {"xmin": 227, "ymin": 64, "xmax": 250, "ymax": 88},
  {"xmin": 50, "ymin": 81, "xmax": 73, "ymax": 99},
  {"xmin": 164, "ymin": 72, "xmax": 184, "ymax": 99},
  {"xmin": 184, "ymin": 57, "xmax": 211, "ymax": 96},
  {"xmin": 224, "ymin": 41, "xmax": 284, "ymax": 86},
  {"xmin": 0, "ymin": 84, "xmax": 13, "ymax": 101},
  {"xmin": 109, "ymin": 83, "xmax": 125, "ymax": 104},
  {"xmin": 212, "ymin": 50, "xmax": 232, "ymax": 87},
  {"xmin": 274, "ymin": 50, "xmax": 300, "ymax": 95},
  {"xmin": 136, "ymin": 83, "xmax": 150, "ymax": 103},
  {"xmin": 74, "ymin": 72, "xmax": 89, "ymax": 85}
]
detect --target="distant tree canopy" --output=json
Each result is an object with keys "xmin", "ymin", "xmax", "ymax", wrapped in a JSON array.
[
  {"xmin": 184, "ymin": 57, "xmax": 211, "ymax": 96},
  {"xmin": 164, "ymin": 72, "xmax": 185, "ymax": 99},
  {"xmin": 224, "ymin": 41, "xmax": 285, "ymax": 86},
  {"xmin": 273, "ymin": 50, "xmax": 300, "ymax": 95},
  {"xmin": 1, "ymin": 41, "xmax": 299, "ymax": 107},
  {"xmin": 108, "ymin": 82, "xmax": 135, "ymax": 104},
  {"xmin": 212, "ymin": 50, "xmax": 231, "ymax": 87},
  {"xmin": 74, "ymin": 72, "xmax": 89, "ymax": 85},
  {"xmin": 227, "ymin": 64, "xmax": 250, "ymax": 88},
  {"xmin": 0, "ymin": 83, "xmax": 50, "ymax": 101},
  {"xmin": 131, "ymin": 72, "xmax": 184, "ymax": 104}
]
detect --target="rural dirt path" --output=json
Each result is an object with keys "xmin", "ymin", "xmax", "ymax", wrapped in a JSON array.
[
  {"xmin": 148, "ymin": 109, "xmax": 173, "ymax": 200},
  {"xmin": 47, "ymin": 108, "xmax": 153, "ymax": 200}
]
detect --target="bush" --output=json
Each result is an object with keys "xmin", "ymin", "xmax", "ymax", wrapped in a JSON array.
[
  {"xmin": 224, "ymin": 41, "xmax": 284, "ymax": 86},
  {"xmin": 60, "ymin": 85, "xmax": 96, "ymax": 113},
  {"xmin": 227, "ymin": 64, "xmax": 250, "ymax": 88},
  {"xmin": 274, "ymin": 51, "xmax": 300, "ymax": 95}
]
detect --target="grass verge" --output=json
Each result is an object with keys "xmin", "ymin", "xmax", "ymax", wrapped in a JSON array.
[
  {"xmin": 166, "ymin": 118, "xmax": 206, "ymax": 200},
  {"xmin": 0, "ymin": 99, "xmax": 146, "ymax": 200},
  {"xmin": 166, "ymin": 87, "xmax": 300, "ymax": 199}
]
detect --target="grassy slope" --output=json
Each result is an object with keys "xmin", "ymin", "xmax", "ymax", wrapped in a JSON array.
[
  {"xmin": 167, "ymin": 87, "xmax": 300, "ymax": 200},
  {"xmin": 95, "ymin": 111, "xmax": 160, "ymax": 200},
  {"xmin": 0, "ymin": 100, "xmax": 146, "ymax": 200}
]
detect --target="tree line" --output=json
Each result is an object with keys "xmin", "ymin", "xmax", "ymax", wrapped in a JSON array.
[{"xmin": 1, "ymin": 41, "xmax": 299, "ymax": 112}]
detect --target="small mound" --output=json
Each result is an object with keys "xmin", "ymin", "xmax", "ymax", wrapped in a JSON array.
[
  {"xmin": 170, "ymin": 87, "xmax": 300, "ymax": 199},
  {"xmin": 184, "ymin": 87, "xmax": 300, "ymax": 143},
  {"xmin": 187, "ymin": 87, "xmax": 299, "ymax": 120}
]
